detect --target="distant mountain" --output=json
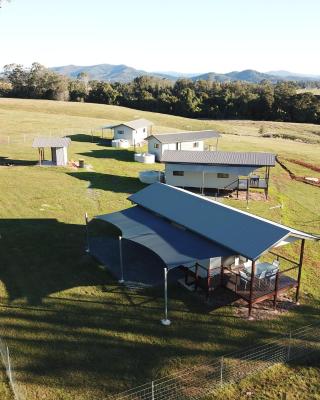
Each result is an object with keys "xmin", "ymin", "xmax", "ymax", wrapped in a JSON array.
[
  {"xmin": 267, "ymin": 70, "xmax": 320, "ymax": 81},
  {"xmin": 51, "ymin": 64, "xmax": 174, "ymax": 82},
  {"xmin": 50, "ymin": 64, "xmax": 320, "ymax": 84}
]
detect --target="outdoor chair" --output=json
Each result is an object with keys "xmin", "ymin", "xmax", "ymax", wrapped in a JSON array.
[
  {"xmin": 240, "ymin": 270, "xmax": 251, "ymax": 290},
  {"xmin": 257, "ymin": 269, "xmax": 267, "ymax": 288},
  {"xmin": 272, "ymin": 259, "xmax": 280, "ymax": 268},
  {"xmin": 266, "ymin": 267, "xmax": 279, "ymax": 288}
]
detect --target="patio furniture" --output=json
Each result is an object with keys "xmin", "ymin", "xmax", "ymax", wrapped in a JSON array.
[
  {"xmin": 266, "ymin": 267, "xmax": 279, "ymax": 288},
  {"xmin": 257, "ymin": 269, "xmax": 267, "ymax": 287},
  {"xmin": 240, "ymin": 270, "xmax": 251, "ymax": 290}
]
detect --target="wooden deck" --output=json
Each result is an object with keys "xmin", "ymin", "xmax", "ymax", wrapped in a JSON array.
[
  {"xmin": 223, "ymin": 271, "xmax": 298, "ymax": 304},
  {"xmin": 238, "ymin": 178, "xmax": 268, "ymax": 190}
]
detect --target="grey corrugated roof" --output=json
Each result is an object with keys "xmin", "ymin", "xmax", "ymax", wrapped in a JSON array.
[
  {"xmin": 96, "ymin": 205, "xmax": 232, "ymax": 270},
  {"xmin": 147, "ymin": 130, "xmax": 220, "ymax": 144},
  {"xmin": 32, "ymin": 137, "xmax": 71, "ymax": 148},
  {"xmin": 128, "ymin": 183, "xmax": 318, "ymax": 260},
  {"xmin": 112, "ymin": 118, "xmax": 153, "ymax": 130},
  {"xmin": 161, "ymin": 150, "xmax": 276, "ymax": 166}
]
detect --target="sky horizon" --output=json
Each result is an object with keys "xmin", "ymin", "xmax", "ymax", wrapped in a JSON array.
[{"xmin": 1, "ymin": 0, "xmax": 320, "ymax": 75}]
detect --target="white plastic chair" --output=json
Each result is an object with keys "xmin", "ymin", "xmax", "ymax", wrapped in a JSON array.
[{"xmin": 240, "ymin": 270, "xmax": 251, "ymax": 290}]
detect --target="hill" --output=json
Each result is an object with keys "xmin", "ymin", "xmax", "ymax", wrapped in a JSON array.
[
  {"xmin": 51, "ymin": 63, "xmax": 174, "ymax": 82},
  {"xmin": 50, "ymin": 64, "xmax": 320, "ymax": 83}
]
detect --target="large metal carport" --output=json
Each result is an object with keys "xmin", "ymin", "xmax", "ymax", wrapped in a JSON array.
[{"xmin": 89, "ymin": 205, "xmax": 233, "ymax": 325}]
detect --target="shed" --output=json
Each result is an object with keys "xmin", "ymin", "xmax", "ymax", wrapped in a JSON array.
[
  {"xmin": 161, "ymin": 150, "xmax": 276, "ymax": 198},
  {"xmin": 104, "ymin": 119, "xmax": 153, "ymax": 146},
  {"xmin": 88, "ymin": 183, "xmax": 319, "ymax": 323},
  {"xmin": 32, "ymin": 137, "xmax": 71, "ymax": 166},
  {"xmin": 146, "ymin": 130, "xmax": 220, "ymax": 161}
]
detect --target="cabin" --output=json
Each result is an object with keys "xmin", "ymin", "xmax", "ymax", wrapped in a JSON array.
[
  {"xmin": 32, "ymin": 137, "xmax": 71, "ymax": 166},
  {"xmin": 88, "ymin": 183, "xmax": 319, "ymax": 323},
  {"xmin": 105, "ymin": 119, "xmax": 153, "ymax": 145},
  {"xmin": 146, "ymin": 130, "xmax": 220, "ymax": 161},
  {"xmin": 161, "ymin": 150, "xmax": 276, "ymax": 199}
]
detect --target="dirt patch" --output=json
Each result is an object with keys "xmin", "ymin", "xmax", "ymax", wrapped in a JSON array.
[
  {"xmin": 235, "ymin": 292, "xmax": 297, "ymax": 321},
  {"xmin": 286, "ymin": 158, "xmax": 320, "ymax": 173},
  {"xmin": 228, "ymin": 191, "xmax": 268, "ymax": 201},
  {"xmin": 277, "ymin": 157, "xmax": 320, "ymax": 188}
]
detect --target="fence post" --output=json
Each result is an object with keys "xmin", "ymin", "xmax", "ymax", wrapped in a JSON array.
[
  {"xmin": 220, "ymin": 356, "xmax": 224, "ymax": 387},
  {"xmin": 287, "ymin": 331, "xmax": 292, "ymax": 361},
  {"xmin": 151, "ymin": 381, "xmax": 155, "ymax": 400},
  {"xmin": 6, "ymin": 346, "xmax": 12, "ymax": 385}
]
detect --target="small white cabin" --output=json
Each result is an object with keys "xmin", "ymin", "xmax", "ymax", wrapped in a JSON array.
[
  {"xmin": 146, "ymin": 130, "xmax": 220, "ymax": 161},
  {"xmin": 109, "ymin": 119, "xmax": 153, "ymax": 146},
  {"xmin": 162, "ymin": 150, "xmax": 275, "ymax": 198}
]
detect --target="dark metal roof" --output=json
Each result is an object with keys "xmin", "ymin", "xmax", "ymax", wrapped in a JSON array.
[
  {"xmin": 96, "ymin": 205, "xmax": 232, "ymax": 269},
  {"xmin": 147, "ymin": 130, "xmax": 220, "ymax": 144},
  {"xmin": 32, "ymin": 137, "xmax": 71, "ymax": 148},
  {"xmin": 128, "ymin": 183, "xmax": 318, "ymax": 260},
  {"xmin": 161, "ymin": 150, "xmax": 276, "ymax": 166}
]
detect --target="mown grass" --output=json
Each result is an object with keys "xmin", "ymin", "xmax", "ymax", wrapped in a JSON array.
[{"xmin": 0, "ymin": 98, "xmax": 319, "ymax": 400}]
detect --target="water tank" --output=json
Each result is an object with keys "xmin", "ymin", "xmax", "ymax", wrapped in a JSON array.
[
  {"xmin": 139, "ymin": 170, "xmax": 164, "ymax": 184},
  {"xmin": 111, "ymin": 139, "xmax": 130, "ymax": 148},
  {"xmin": 134, "ymin": 153, "xmax": 155, "ymax": 164}
]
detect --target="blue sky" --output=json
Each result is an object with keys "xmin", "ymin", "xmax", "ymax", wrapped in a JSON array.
[{"xmin": 0, "ymin": 0, "xmax": 319, "ymax": 74}]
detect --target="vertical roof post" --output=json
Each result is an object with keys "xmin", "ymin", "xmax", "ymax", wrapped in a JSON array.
[
  {"xmin": 161, "ymin": 267, "xmax": 171, "ymax": 326},
  {"xmin": 296, "ymin": 239, "xmax": 305, "ymax": 304},
  {"xmin": 248, "ymin": 260, "xmax": 256, "ymax": 319}
]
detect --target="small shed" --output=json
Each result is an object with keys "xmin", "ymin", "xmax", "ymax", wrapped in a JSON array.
[
  {"xmin": 32, "ymin": 137, "xmax": 71, "ymax": 166},
  {"xmin": 146, "ymin": 130, "xmax": 220, "ymax": 161},
  {"xmin": 104, "ymin": 119, "xmax": 153, "ymax": 146}
]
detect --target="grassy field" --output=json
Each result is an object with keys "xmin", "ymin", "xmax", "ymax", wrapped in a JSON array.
[
  {"xmin": 0, "ymin": 98, "xmax": 319, "ymax": 400},
  {"xmin": 297, "ymin": 88, "xmax": 320, "ymax": 96}
]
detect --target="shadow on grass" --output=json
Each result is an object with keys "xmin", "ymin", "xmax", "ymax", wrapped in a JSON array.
[
  {"xmin": 0, "ymin": 218, "xmax": 110, "ymax": 305},
  {"xmin": 0, "ymin": 219, "xmax": 319, "ymax": 398},
  {"xmin": 70, "ymin": 133, "xmax": 113, "ymax": 146},
  {"xmin": 0, "ymin": 156, "xmax": 37, "ymax": 166},
  {"xmin": 68, "ymin": 171, "xmax": 145, "ymax": 193},
  {"xmin": 79, "ymin": 148, "xmax": 134, "ymax": 162}
]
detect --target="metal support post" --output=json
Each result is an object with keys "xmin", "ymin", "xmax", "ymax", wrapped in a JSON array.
[
  {"xmin": 161, "ymin": 267, "xmax": 171, "ymax": 326},
  {"xmin": 118, "ymin": 236, "xmax": 124, "ymax": 283}
]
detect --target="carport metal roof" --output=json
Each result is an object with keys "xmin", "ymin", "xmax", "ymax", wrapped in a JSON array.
[
  {"xmin": 96, "ymin": 205, "xmax": 233, "ymax": 269},
  {"xmin": 128, "ymin": 183, "xmax": 319, "ymax": 261}
]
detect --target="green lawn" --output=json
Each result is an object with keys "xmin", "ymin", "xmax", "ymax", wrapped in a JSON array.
[{"xmin": 0, "ymin": 98, "xmax": 319, "ymax": 400}]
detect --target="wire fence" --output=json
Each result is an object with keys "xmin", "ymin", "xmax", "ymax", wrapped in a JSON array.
[
  {"xmin": 0, "ymin": 128, "xmax": 108, "ymax": 146},
  {"xmin": 108, "ymin": 323, "xmax": 320, "ymax": 400},
  {"xmin": 0, "ymin": 337, "xmax": 24, "ymax": 400}
]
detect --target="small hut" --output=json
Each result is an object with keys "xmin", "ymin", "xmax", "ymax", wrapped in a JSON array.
[{"xmin": 32, "ymin": 137, "xmax": 71, "ymax": 166}]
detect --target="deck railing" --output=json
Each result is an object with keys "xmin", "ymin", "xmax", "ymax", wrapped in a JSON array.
[{"xmin": 223, "ymin": 264, "xmax": 299, "ymax": 302}]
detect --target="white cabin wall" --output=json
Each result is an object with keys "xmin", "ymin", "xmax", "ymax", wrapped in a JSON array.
[
  {"xmin": 180, "ymin": 141, "xmax": 204, "ymax": 151},
  {"xmin": 147, "ymin": 137, "xmax": 162, "ymax": 160},
  {"xmin": 165, "ymin": 167, "xmax": 238, "ymax": 189},
  {"xmin": 113, "ymin": 124, "xmax": 134, "ymax": 144}
]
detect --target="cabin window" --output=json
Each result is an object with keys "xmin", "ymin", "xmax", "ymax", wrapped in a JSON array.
[
  {"xmin": 193, "ymin": 142, "xmax": 199, "ymax": 148},
  {"xmin": 173, "ymin": 171, "xmax": 184, "ymax": 176},
  {"xmin": 217, "ymin": 173, "xmax": 229, "ymax": 178},
  {"xmin": 154, "ymin": 143, "xmax": 159, "ymax": 149},
  {"xmin": 117, "ymin": 130, "xmax": 124, "ymax": 135},
  {"xmin": 143, "ymin": 128, "xmax": 146, "ymax": 133}
]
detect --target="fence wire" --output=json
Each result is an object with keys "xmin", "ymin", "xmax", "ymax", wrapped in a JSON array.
[
  {"xmin": 0, "ymin": 337, "xmax": 24, "ymax": 400},
  {"xmin": 108, "ymin": 323, "xmax": 320, "ymax": 400}
]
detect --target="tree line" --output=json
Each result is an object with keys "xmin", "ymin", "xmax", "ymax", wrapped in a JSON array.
[{"xmin": 1, "ymin": 63, "xmax": 320, "ymax": 124}]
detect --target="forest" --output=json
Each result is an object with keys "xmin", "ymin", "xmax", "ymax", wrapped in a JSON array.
[{"xmin": 1, "ymin": 63, "xmax": 320, "ymax": 124}]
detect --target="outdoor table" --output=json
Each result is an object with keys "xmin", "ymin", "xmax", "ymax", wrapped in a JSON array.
[{"xmin": 244, "ymin": 262, "xmax": 275, "ymax": 277}]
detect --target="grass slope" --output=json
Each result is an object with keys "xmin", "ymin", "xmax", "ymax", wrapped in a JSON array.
[{"xmin": 0, "ymin": 98, "xmax": 319, "ymax": 400}]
